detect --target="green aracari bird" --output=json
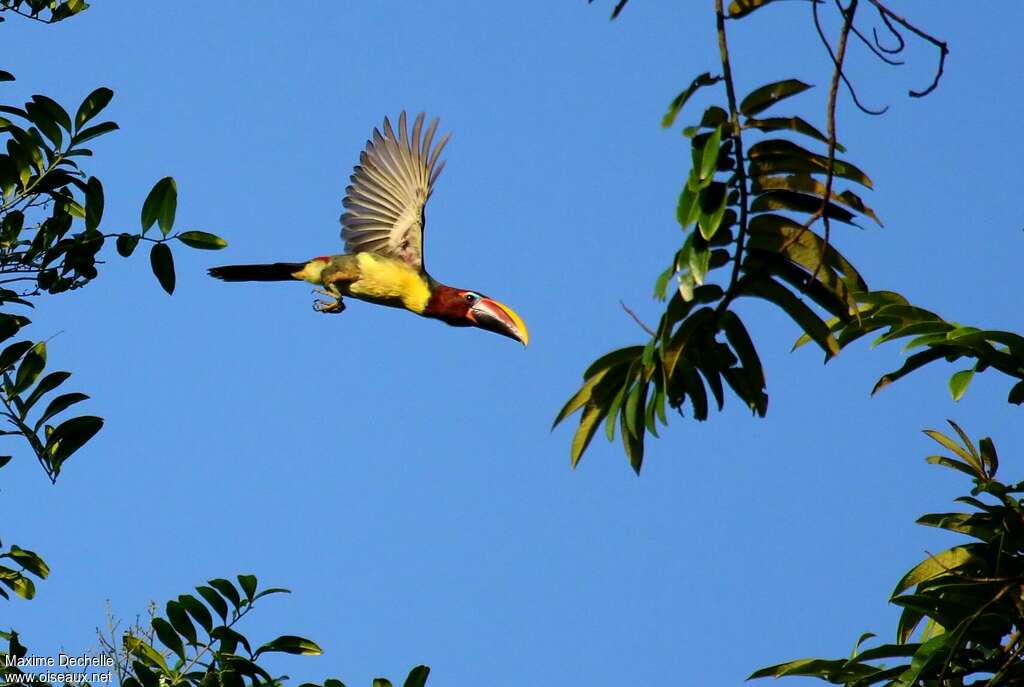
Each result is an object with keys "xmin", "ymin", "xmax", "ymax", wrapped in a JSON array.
[{"xmin": 208, "ymin": 111, "xmax": 528, "ymax": 345}]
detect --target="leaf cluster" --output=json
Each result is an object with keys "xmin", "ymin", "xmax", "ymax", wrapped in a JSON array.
[
  {"xmin": 796, "ymin": 291, "xmax": 1024, "ymax": 405},
  {"xmin": 0, "ymin": 339, "xmax": 99, "ymax": 483},
  {"xmin": 555, "ymin": 75, "xmax": 877, "ymax": 473},
  {"xmin": 752, "ymin": 422, "xmax": 1024, "ymax": 686},
  {"xmin": 0, "ymin": 538, "xmax": 47, "ymax": 601},
  {"xmin": 0, "ymin": 79, "xmax": 228, "ymax": 299},
  {"xmin": 0, "ymin": 574, "xmax": 430, "ymax": 687},
  {"xmin": 0, "ymin": 0, "xmax": 88, "ymax": 25}
]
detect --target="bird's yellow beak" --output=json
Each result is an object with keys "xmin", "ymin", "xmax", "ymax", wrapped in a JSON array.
[{"xmin": 470, "ymin": 298, "xmax": 529, "ymax": 346}]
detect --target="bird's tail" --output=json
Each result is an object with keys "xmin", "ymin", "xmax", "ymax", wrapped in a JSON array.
[{"xmin": 208, "ymin": 262, "xmax": 306, "ymax": 282}]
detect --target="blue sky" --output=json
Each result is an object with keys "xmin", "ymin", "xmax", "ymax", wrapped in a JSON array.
[{"xmin": 4, "ymin": 2, "xmax": 1024, "ymax": 685}]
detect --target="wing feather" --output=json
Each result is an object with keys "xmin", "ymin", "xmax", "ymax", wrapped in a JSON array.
[{"xmin": 340, "ymin": 112, "xmax": 450, "ymax": 270}]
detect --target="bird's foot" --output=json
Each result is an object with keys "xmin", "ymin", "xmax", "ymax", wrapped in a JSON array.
[{"xmin": 312, "ymin": 289, "xmax": 346, "ymax": 314}]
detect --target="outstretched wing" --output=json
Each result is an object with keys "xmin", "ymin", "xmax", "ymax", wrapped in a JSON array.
[{"xmin": 340, "ymin": 112, "xmax": 450, "ymax": 272}]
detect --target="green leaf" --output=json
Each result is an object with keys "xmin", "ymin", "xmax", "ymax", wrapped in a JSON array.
[
  {"xmin": 222, "ymin": 655, "xmax": 274, "ymax": 682},
  {"xmin": 554, "ymin": 368, "xmax": 609, "ymax": 429},
  {"xmin": 0, "ymin": 316, "xmax": 29, "ymax": 347},
  {"xmin": 979, "ymin": 437, "xmax": 999, "ymax": 478},
  {"xmin": 0, "ymin": 572, "xmax": 35, "ymax": 600},
  {"xmin": 0, "ymin": 340, "xmax": 34, "ymax": 372},
  {"xmin": 6, "ymin": 546, "xmax": 49, "ymax": 578},
  {"xmin": 925, "ymin": 454, "xmax": 976, "ymax": 479},
  {"xmin": 141, "ymin": 177, "xmax": 177, "ymax": 236},
  {"xmin": 30, "ymin": 95, "xmax": 71, "ymax": 133},
  {"xmin": 75, "ymin": 87, "xmax": 114, "ymax": 130},
  {"xmin": 71, "ymin": 121, "xmax": 118, "ymax": 146},
  {"xmin": 699, "ymin": 125, "xmax": 722, "ymax": 181},
  {"xmin": 892, "ymin": 546, "xmax": 977, "ymax": 596},
  {"xmin": 211, "ymin": 626, "xmax": 251, "ymax": 656},
  {"xmin": 116, "ymin": 233, "xmax": 140, "ymax": 257},
  {"xmin": 744, "ymin": 116, "xmax": 844, "ymax": 152},
  {"xmin": 150, "ymin": 243, "xmax": 175, "ymax": 294},
  {"xmin": 255, "ymin": 635, "xmax": 323, "ymax": 657},
  {"xmin": 208, "ymin": 577, "xmax": 243, "ymax": 609},
  {"xmin": 872, "ymin": 348, "xmax": 947, "ymax": 395},
  {"xmin": 195, "ymin": 585, "xmax": 229, "ymax": 622},
  {"xmin": 177, "ymin": 594, "xmax": 213, "ymax": 634},
  {"xmin": 750, "ymin": 190, "xmax": 857, "ymax": 225},
  {"xmin": 571, "ymin": 403, "xmax": 604, "ymax": 468},
  {"xmin": 21, "ymin": 370, "xmax": 71, "ymax": 415},
  {"xmin": 34, "ymin": 392, "xmax": 88, "ymax": 430},
  {"xmin": 748, "ymin": 139, "xmax": 873, "ymax": 188},
  {"xmin": 402, "ymin": 666, "xmax": 430, "ymax": 687},
  {"xmin": 624, "ymin": 378, "xmax": 647, "ymax": 439},
  {"xmin": 924, "ymin": 425, "xmax": 981, "ymax": 472},
  {"xmin": 895, "ymin": 633, "xmax": 950, "ymax": 687},
  {"xmin": 85, "ymin": 176, "xmax": 104, "ymax": 232},
  {"xmin": 13, "ymin": 342, "xmax": 46, "ymax": 396},
  {"xmin": 373, "ymin": 681, "xmax": 393, "ymax": 687},
  {"xmin": 688, "ymin": 244, "xmax": 711, "ymax": 285},
  {"xmin": 252, "ymin": 586, "xmax": 291, "ymax": 601},
  {"xmin": 663, "ymin": 307, "xmax": 716, "ymax": 376},
  {"xmin": 237, "ymin": 573, "xmax": 257, "ymax": 602},
  {"xmin": 124, "ymin": 634, "xmax": 169, "ymax": 672},
  {"xmin": 948, "ymin": 369, "xmax": 974, "ymax": 402},
  {"xmin": 151, "ymin": 617, "xmax": 185, "ymax": 660},
  {"xmin": 582, "ymin": 346, "xmax": 644, "ymax": 381},
  {"xmin": 25, "ymin": 101, "xmax": 63, "ymax": 149},
  {"xmin": 177, "ymin": 230, "xmax": 227, "ymax": 250},
  {"xmin": 619, "ymin": 402, "xmax": 644, "ymax": 474},
  {"xmin": 653, "ymin": 266, "xmax": 673, "ymax": 301},
  {"xmin": 697, "ymin": 182, "xmax": 728, "ymax": 241},
  {"xmin": 740, "ymin": 79, "xmax": 812, "ymax": 117},
  {"xmin": 676, "ymin": 182, "xmax": 699, "ymax": 229},
  {"xmin": 165, "ymin": 600, "xmax": 198, "ymax": 646},
  {"xmin": 661, "ymin": 72, "xmax": 723, "ymax": 128},
  {"xmin": 743, "ymin": 277, "xmax": 839, "ymax": 358},
  {"xmin": 749, "ymin": 658, "xmax": 849, "ymax": 680},
  {"xmin": 721, "ymin": 311, "xmax": 765, "ymax": 396},
  {"xmin": 604, "ymin": 379, "xmax": 630, "ymax": 442},
  {"xmin": 47, "ymin": 415, "xmax": 103, "ymax": 466}
]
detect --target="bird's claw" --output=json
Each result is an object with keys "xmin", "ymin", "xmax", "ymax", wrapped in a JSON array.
[
  {"xmin": 313, "ymin": 298, "xmax": 346, "ymax": 314},
  {"xmin": 311, "ymin": 288, "xmax": 345, "ymax": 314}
]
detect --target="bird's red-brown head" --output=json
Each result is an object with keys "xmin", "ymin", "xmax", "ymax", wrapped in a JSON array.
[{"xmin": 423, "ymin": 285, "xmax": 529, "ymax": 345}]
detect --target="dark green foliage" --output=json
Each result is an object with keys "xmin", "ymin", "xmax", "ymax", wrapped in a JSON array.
[
  {"xmin": 556, "ymin": 75, "xmax": 877, "ymax": 472},
  {"xmin": 0, "ymin": 339, "xmax": 99, "ymax": 483},
  {"xmin": 0, "ymin": 76, "xmax": 228, "ymax": 480},
  {"xmin": 0, "ymin": 574, "xmax": 430, "ymax": 687},
  {"xmin": 795, "ymin": 290, "xmax": 1024, "ymax": 405},
  {"xmin": 752, "ymin": 423, "xmax": 1024, "ymax": 686},
  {"xmin": 0, "ymin": 540, "xmax": 47, "ymax": 600}
]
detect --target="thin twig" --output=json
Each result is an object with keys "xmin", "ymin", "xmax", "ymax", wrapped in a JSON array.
[
  {"xmin": 620, "ymin": 301, "xmax": 656, "ymax": 337},
  {"xmin": 808, "ymin": 0, "xmax": 858, "ymax": 284},
  {"xmin": 867, "ymin": 0, "xmax": 948, "ymax": 97},
  {"xmin": 849, "ymin": 21, "xmax": 903, "ymax": 66},
  {"xmin": 813, "ymin": 0, "xmax": 886, "ymax": 116},
  {"xmin": 872, "ymin": 10, "xmax": 904, "ymax": 53}
]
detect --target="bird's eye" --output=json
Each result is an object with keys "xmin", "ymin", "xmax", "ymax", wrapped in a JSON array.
[{"xmin": 464, "ymin": 292, "xmax": 479, "ymax": 303}]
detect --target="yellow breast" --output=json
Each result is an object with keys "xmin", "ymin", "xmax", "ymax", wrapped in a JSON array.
[{"xmin": 348, "ymin": 253, "xmax": 431, "ymax": 313}]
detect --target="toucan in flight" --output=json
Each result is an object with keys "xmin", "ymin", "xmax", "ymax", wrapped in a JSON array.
[{"xmin": 209, "ymin": 112, "xmax": 528, "ymax": 346}]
